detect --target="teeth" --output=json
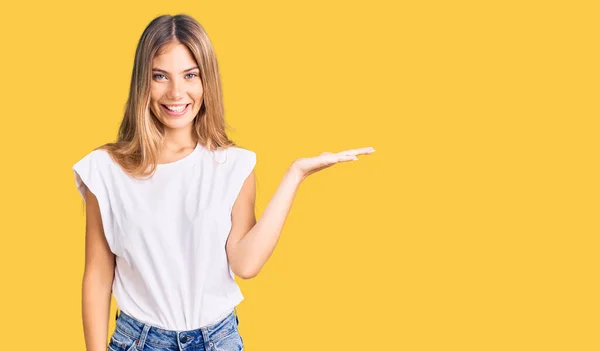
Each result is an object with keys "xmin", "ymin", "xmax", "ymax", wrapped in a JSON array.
[{"xmin": 165, "ymin": 104, "xmax": 187, "ymax": 112}]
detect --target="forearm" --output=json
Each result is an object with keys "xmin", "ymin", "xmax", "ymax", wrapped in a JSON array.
[
  {"xmin": 235, "ymin": 166, "xmax": 304, "ymax": 278},
  {"xmin": 82, "ymin": 271, "xmax": 113, "ymax": 351}
]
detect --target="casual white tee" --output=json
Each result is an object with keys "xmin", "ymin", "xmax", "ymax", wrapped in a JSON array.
[{"xmin": 72, "ymin": 142, "xmax": 256, "ymax": 330}]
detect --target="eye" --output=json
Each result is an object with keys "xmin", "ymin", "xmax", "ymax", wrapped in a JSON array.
[
  {"xmin": 153, "ymin": 74, "xmax": 166, "ymax": 80},
  {"xmin": 185, "ymin": 73, "xmax": 198, "ymax": 79}
]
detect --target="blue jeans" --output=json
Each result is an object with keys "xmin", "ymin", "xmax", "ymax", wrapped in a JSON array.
[{"xmin": 108, "ymin": 309, "xmax": 244, "ymax": 351}]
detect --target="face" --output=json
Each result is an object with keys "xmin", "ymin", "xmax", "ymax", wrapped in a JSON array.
[{"xmin": 149, "ymin": 41, "xmax": 203, "ymax": 132}]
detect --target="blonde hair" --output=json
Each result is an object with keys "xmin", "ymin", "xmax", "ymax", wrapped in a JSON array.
[{"xmin": 96, "ymin": 14, "xmax": 236, "ymax": 179}]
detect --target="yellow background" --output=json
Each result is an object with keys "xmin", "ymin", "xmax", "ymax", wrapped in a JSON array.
[{"xmin": 0, "ymin": 0, "xmax": 598, "ymax": 350}]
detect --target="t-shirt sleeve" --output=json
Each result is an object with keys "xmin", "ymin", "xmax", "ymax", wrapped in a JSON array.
[
  {"xmin": 227, "ymin": 149, "xmax": 257, "ymax": 212},
  {"xmin": 72, "ymin": 151, "xmax": 117, "ymax": 255}
]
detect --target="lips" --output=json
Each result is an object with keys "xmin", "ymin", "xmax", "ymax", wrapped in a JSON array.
[{"xmin": 160, "ymin": 103, "xmax": 190, "ymax": 117}]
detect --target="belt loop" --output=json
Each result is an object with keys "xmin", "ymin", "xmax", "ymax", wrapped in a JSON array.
[
  {"xmin": 136, "ymin": 323, "xmax": 152, "ymax": 350},
  {"xmin": 201, "ymin": 327, "xmax": 211, "ymax": 350}
]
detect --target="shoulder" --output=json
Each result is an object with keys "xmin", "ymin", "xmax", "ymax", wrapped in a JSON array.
[
  {"xmin": 73, "ymin": 148, "xmax": 115, "ymax": 172},
  {"xmin": 90, "ymin": 147, "xmax": 114, "ymax": 163},
  {"xmin": 226, "ymin": 146, "xmax": 256, "ymax": 161},
  {"xmin": 211, "ymin": 146, "xmax": 256, "ymax": 166},
  {"xmin": 228, "ymin": 147, "xmax": 256, "ymax": 170}
]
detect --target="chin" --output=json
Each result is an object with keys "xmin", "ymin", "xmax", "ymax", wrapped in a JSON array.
[{"xmin": 162, "ymin": 118, "xmax": 195, "ymax": 129}]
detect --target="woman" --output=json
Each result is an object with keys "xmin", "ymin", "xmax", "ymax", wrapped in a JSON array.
[{"xmin": 73, "ymin": 14, "xmax": 374, "ymax": 351}]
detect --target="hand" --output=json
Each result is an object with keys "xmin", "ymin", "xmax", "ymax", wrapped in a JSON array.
[{"xmin": 290, "ymin": 146, "xmax": 375, "ymax": 181}]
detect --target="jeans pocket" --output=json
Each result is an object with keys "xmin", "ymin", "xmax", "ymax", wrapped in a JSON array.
[
  {"xmin": 212, "ymin": 329, "xmax": 244, "ymax": 351},
  {"xmin": 108, "ymin": 328, "xmax": 138, "ymax": 351}
]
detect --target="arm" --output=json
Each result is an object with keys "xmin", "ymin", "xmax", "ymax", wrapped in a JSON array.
[
  {"xmin": 225, "ymin": 147, "xmax": 374, "ymax": 279},
  {"xmin": 81, "ymin": 187, "xmax": 116, "ymax": 351},
  {"xmin": 226, "ymin": 165, "xmax": 303, "ymax": 279}
]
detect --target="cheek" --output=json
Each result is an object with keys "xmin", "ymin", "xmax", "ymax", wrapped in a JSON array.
[
  {"xmin": 148, "ymin": 91, "xmax": 163, "ymax": 115},
  {"xmin": 193, "ymin": 82, "xmax": 204, "ymax": 100},
  {"xmin": 150, "ymin": 83, "xmax": 164, "ymax": 100},
  {"xmin": 150, "ymin": 82, "xmax": 168, "ymax": 101}
]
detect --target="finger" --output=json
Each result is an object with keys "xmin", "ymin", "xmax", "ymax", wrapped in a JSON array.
[
  {"xmin": 338, "ymin": 147, "xmax": 375, "ymax": 155},
  {"xmin": 337, "ymin": 148, "xmax": 374, "ymax": 158},
  {"xmin": 322, "ymin": 154, "xmax": 356, "ymax": 163},
  {"xmin": 336, "ymin": 150, "xmax": 355, "ymax": 157},
  {"xmin": 350, "ymin": 147, "xmax": 375, "ymax": 155},
  {"xmin": 320, "ymin": 154, "xmax": 340, "ymax": 164},
  {"xmin": 338, "ymin": 155, "xmax": 359, "ymax": 162}
]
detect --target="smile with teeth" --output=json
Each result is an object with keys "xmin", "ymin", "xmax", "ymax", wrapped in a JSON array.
[{"xmin": 162, "ymin": 104, "xmax": 189, "ymax": 112}]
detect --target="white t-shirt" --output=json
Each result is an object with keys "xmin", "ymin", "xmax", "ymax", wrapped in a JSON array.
[{"xmin": 72, "ymin": 142, "xmax": 256, "ymax": 330}]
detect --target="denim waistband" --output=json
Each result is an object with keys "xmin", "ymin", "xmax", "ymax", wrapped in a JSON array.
[{"xmin": 114, "ymin": 309, "xmax": 239, "ymax": 350}]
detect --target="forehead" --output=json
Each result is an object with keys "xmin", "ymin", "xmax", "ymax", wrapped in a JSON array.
[{"xmin": 152, "ymin": 42, "xmax": 197, "ymax": 70}]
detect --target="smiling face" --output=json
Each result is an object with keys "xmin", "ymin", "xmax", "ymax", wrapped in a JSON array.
[{"xmin": 149, "ymin": 41, "xmax": 203, "ymax": 133}]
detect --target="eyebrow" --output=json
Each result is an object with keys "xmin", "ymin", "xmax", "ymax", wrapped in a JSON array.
[{"xmin": 152, "ymin": 67, "xmax": 200, "ymax": 74}]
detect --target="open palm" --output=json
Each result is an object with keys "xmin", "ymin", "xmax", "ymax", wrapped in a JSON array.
[{"xmin": 291, "ymin": 146, "xmax": 375, "ymax": 181}]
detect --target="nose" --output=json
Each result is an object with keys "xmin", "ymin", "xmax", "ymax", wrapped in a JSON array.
[{"xmin": 167, "ymin": 79, "xmax": 183, "ymax": 100}]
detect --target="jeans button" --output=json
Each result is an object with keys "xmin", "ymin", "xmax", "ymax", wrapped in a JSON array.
[
  {"xmin": 180, "ymin": 334, "xmax": 188, "ymax": 343},
  {"xmin": 209, "ymin": 342, "xmax": 214, "ymax": 346}
]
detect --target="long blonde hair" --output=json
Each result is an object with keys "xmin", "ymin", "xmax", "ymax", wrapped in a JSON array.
[{"xmin": 97, "ymin": 14, "xmax": 236, "ymax": 179}]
